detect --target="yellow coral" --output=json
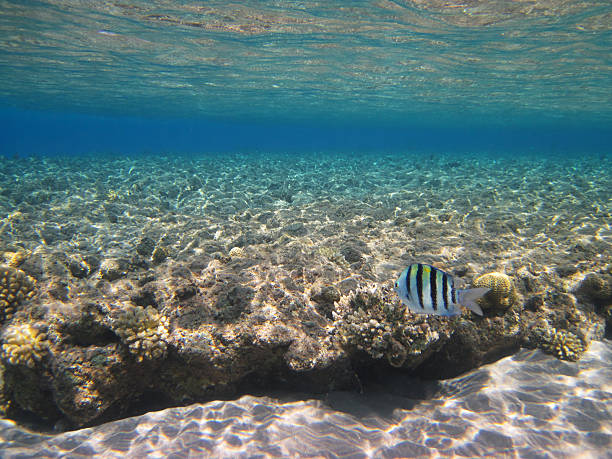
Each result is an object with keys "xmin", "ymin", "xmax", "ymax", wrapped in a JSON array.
[
  {"xmin": 1, "ymin": 324, "xmax": 48, "ymax": 368},
  {"xmin": 0, "ymin": 265, "xmax": 36, "ymax": 322},
  {"xmin": 228, "ymin": 247, "xmax": 245, "ymax": 258},
  {"xmin": 113, "ymin": 305, "xmax": 170, "ymax": 362},
  {"xmin": 473, "ymin": 272, "xmax": 516, "ymax": 310},
  {"xmin": 542, "ymin": 328, "xmax": 585, "ymax": 362},
  {"xmin": 2, "ymin": 250, "xmax": 29, "ymax": 268}
]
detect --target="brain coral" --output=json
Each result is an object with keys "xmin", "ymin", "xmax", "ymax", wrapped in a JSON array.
[
  {"xmin": 473, "ymin": 272, "xmax": 516, "ymax": 310},
  {"xmin": 1, "ymin": 323, "xmax": 48, "ymax": 368},
  {"xmin": 112, "ymin": 305, "xmax": 170, "ymax": 362},
  {"xmin": 228, "ymin": 246, "xmax": 245, "ymax": 259},
  {"xmin": 0, "ymin": 266, "xmax": 36, "ymax": 322},
  {"xmin": 577, "ymin": 273, "xmax": 612, "ymax": 304}
]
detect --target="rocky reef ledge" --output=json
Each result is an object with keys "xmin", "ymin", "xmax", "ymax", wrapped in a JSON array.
[
  {"xmin": 0, "ymin": 246, "xmax": 608, "ymax": 430},
  {"xmin": 0, "ymin": 153, "xmax": 610, "ymax": 429}
]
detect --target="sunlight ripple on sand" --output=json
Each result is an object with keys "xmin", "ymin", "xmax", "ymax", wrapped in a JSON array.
[{"xmin": 1, "ymin": 341, "xmax": 610, "ymax": 458}]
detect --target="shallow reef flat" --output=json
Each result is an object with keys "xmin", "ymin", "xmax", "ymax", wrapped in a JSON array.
[
  {"xmin": 0, "ymin": 151, "xmax": 610, "ymax": 442},
  {"xmin": 1, "ymin": 340, "xmax": 610, "ymax": 457}
]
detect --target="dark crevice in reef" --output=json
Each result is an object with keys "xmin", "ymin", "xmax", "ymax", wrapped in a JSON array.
[
  {"xmin": 415, "ymin": 335, "xmax": 522, "ymax": 380},
  {"xmin": 95, "ymin": 390, "xmax": 178, "ymax": 429}
]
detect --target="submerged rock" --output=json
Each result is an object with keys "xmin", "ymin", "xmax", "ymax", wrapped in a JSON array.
[
  {"xmin": 576, "ymin": 272, "xmax": 612, "ymax": 306},
  {"xmin": 99, "ymin": 258, "xmax": 130, "ymax": 281}
]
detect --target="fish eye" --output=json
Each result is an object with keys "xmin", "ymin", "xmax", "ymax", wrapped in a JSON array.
[{"xmin": 394, "ymin": 281, "xmax": 399, "ymax": 288}]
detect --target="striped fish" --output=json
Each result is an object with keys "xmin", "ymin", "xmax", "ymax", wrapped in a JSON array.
[{"xmin": 394, "ymin": 263, "xmax": 488, "ymax": 317}]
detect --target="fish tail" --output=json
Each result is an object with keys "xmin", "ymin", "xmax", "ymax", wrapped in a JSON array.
[{"xmin": 458, "ymin": 287, "xmax": 489, "ymax": 316}]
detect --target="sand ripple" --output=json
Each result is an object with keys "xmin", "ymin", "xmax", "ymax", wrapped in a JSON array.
[{"xmin": 1, "ymin": 341, "xmax": 610, "ymax": 458}]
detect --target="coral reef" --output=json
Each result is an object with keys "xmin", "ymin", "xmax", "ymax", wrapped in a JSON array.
[
  {"xmin": 332, "ymin": 284, "xmax": 452, "ymax": 368},
  {"xmin": 473, "ymin": 272, "xmax": 517, "ymax": 311},
  {"xmin": 538, "ymin": 327, "xmax": 586, "ymax": 362},
  {"xmin": 0, "ymin": 266, "xmax": 36, "ymax": 322},
  {"xmin": 0, "ymin": 153, "xmax": 609, "ymax": 430},
  {"xmin": 110, "ymin": 304, "xmax": 170, "ymax": 362},
  {"xmin": 0, "ymin": 324, "xmax": 48, "ymax": 368}
]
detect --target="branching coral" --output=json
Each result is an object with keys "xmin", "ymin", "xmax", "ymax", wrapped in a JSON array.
[
  {"xmin": 332, "ymin": 284, "xmax": 449, "ymax": 368},
  {"xmin": 1, "ymin": 323, "xmax": 48, "ymax": 368},
  {"xmin": 111, "ymin": 305, "xmax": 170, "ymax": 362},
  {"xmin": 473, "ymin": 272, "xmax": 516, "ymax": 311},
  {"xmin": 540, "ymin": 328, "xmax": 586, "ymax": 362},
  {"xmin": 0, "ymin": 266, "xmax": 36, "ymax": 322}
]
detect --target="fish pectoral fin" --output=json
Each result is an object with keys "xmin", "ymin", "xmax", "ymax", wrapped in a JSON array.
[
  {"xmin": 460, "ymin": 287, "xmax": 489, "ymax": 316},
  {"xmin": 465, "ymin": 301, "xmax": 484, "ymax": 316}
]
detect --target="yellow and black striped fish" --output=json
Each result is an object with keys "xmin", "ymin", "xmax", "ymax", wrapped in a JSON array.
[{"xmin": 394, "ymin": 263, "xmax": 488, "ymax": 317}]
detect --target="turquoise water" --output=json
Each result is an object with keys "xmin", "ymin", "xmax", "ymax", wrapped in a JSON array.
[
  {"xmin": 1, "ymin": 0, "xmax": 612, "ymax": 153},
  {"xmin": 0, "ymin": 1, "xmax": 611, "ymax": 458}
]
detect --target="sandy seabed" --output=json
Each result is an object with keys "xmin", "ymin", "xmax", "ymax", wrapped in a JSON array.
[
  {"xmin": 2, "ymin": 151, "xmax": 610, "ymax": 286},
  {"xmin": 1, "ymin": 340, "xmax": 610, "ymax": 458}
]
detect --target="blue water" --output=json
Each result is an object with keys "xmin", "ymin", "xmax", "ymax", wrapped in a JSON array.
[
  {"xmin": 1, "ymin": 0, "xmax": 611, "ymax": 155},
  {"xmin": 2, "ymin": 108, "xmax": 612, "ymax": 155}
]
